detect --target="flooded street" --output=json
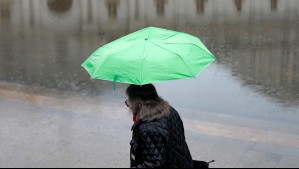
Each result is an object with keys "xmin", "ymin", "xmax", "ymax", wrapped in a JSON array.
[{"xmin": 0, "ymin": 0, "xmax": 299, "ymax": 168}]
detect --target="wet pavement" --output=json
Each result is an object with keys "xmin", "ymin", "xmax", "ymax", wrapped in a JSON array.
[
  {"xmin": 1, "ymin": 81, "xmax": 299, "ymax": 168},
  {"xmin": 1, "ymin": 0, "xmax": 299, "ymax": 168}
]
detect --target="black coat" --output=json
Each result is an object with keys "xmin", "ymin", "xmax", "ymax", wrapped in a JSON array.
[{"xmin": 130, "ymin": 106, "xmax": 194, "ymax": 168}]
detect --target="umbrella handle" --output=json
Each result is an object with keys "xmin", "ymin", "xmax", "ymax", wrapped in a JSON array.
[{"xmin": 207, "ymin": 160, "xmax": 215, "ymax": 164}]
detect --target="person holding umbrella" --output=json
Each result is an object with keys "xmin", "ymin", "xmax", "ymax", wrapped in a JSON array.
[
  {"xmin": 126, "ymin": 84, "xmax": 193, "ymax": 168},
  {"xmin": 82, "ymin": 27, "xmax": 215, "ymax": 168}
]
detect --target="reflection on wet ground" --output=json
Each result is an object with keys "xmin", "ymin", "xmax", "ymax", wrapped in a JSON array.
[
  {"xmin": 0, "ymin": 0, "xmax": 299, "ymax": 167},
  {"xmin": 0, "ymin": 0, "xmax": 298, "ymax": 107}
]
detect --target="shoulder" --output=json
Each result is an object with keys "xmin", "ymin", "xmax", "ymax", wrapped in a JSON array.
[
  {"xmin": 168, "ymin": 106, "xmax": 183, "ymax": 123},
  {"xmin": 139, "ymin": 119, "xmax": 168, "ymax": 133},
  {"xmin": 132, "ymin": 106, "xmax": 181, "ymax": 132},
  {"xmin": 169, "ymin": 106, "xmax": 180, "ymax": 117}
]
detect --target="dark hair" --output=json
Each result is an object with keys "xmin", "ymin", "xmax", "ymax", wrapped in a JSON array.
[{"xmin": 126, "ymin": 84, "xmax": 170, "ymax": 122}]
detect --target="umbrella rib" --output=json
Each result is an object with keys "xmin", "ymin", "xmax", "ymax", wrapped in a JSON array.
[
  {"xmin": 162, "ymin": 42, "xmax": 215, "ymax": 59},
  {"xmin": 91, "ymin": 41, "xmax": 142, "ymax": 79},
  {"xmin": 91, "ymin": 54, "xmax": 110, "ymax": 78},
  {"xmin": 139, "ymin": 29, "xmax": 153, "ymax": 85},
  {"xmin": 162, "ymin": 32, "xmax": 181, "ymax": 40},
  {"xmin": 149, "ymin": 41, "xmax": 196, "ymax": 78},
  {"xmin": 140, "ymin": 43, "xmax": 147, "ymax": 85}
]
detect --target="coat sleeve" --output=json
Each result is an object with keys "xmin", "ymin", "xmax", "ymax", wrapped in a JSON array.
[{"xmin": 134, "ymin": 130, "xmax": 167, "ymax": 168}]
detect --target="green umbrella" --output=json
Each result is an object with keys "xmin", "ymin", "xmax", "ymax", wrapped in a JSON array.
[{"xmin": 82, "ymin": 27, "xmax": 215, "ymax": 88}]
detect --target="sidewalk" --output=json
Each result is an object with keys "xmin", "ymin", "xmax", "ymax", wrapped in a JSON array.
[{"xmin": 0, "ymin": 81, "xmax": 299, "ymax": 168}]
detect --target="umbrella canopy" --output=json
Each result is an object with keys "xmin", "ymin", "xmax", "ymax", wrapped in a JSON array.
[{"xmin": 82, "ymin": 27, "xmax": 215, "ymax": 86}]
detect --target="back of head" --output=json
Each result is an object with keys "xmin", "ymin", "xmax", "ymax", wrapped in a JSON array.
[
  {"xmin": 126, "ymin": 84, "xmax": 170, "ymax": 122},
  {"xmin": 126, "ymin": 84, "xmax": 159, "ymax": 102}
]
